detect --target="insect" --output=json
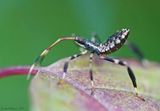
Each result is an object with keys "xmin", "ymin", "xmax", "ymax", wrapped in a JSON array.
[{"xmin": 28, "ymin": 28, "xmax": 144, "ymax": 97}]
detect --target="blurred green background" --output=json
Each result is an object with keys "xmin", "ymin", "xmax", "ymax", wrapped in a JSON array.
[{"xmin": 0, "ymin": 0, "xmax": 160, "ymax": 110}]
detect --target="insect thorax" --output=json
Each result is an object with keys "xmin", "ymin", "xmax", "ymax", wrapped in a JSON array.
[{"xmin": 75, "ymin": 37, "xmax": 101, "ymax": 54}]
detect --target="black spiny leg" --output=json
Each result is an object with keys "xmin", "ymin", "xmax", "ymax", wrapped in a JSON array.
[
  {"xmin": 101, "ymin": 56, "xmax": 139, "ymax": 96},
  {"xmin": 63, "ymin": 50, "xmax": 88, "ymax": 79},
  {"xmin": 125, "ymin": 41, "xmax": 145, "ymax": 62},
  {"xmin": 89, "ymin": 52, "xmax": 94, "ymax": 87},
  {"xmin": 89, "ymin": 52, "xmax": 96, "ymax": 95},
  {"xmin": 57, "ymin": 50, "xmax": 87, "ymax": 86}
]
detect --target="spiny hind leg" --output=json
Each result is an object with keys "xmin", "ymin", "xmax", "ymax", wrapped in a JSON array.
[
  {"xmin": 102, "ymin": 57, "xmax": 138, "ymax": 95},
  {"xmin": 125, "ymin": 41, "xmax": 146, "ymax": 62},
  {"xmin": 101, "ymin": 56, "xmax": 144, "ymax": 100},
  {"xmin": 27, "ymin": 37, "xmax": 76, "ymax": 80}
]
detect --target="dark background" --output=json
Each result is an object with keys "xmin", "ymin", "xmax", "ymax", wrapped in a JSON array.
[{"xmin": 0, "ymin": 0, "xmax": 160, "ymax": 110}]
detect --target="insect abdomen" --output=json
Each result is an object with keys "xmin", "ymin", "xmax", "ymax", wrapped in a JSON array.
[{"xmin": 104, "ymin": 29, "xmax": 130, "ymax": 54}]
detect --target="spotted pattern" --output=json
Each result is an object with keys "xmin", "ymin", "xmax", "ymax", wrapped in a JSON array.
[
  {"xmin": 75, "ymin": 28, "xmax": 130, "ymax": 55},
  {"xmin": 103, "ymin": 28, "xmax": 130, "ymax": 54}
]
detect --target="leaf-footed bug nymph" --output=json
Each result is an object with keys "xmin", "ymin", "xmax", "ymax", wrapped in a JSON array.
[{"xmin": 28, "ymin": 28, "xmax": 144, "ymax": 99}]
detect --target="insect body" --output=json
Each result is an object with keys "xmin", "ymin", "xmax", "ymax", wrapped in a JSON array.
[
  {"xmin": 75, "ymin": 29, "xmax": 129, "ymax": 55},
  {"xmin": 28, "ymin": 28, "xmax": 141, "ymax": 97}
]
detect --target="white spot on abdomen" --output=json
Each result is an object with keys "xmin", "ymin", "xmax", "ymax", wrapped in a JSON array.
[
  {"xmin": 110, "ymin": 42, "xmax": 115, "ymax": 48},
  {"xmin": 116, "ymin": 39, "xmax": 121, "ymax": 44}
]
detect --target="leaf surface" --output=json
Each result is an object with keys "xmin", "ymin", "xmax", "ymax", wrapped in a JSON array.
[{"xmin": 30, "ymin": 54, "xmax": 160, "ymax": 111}]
